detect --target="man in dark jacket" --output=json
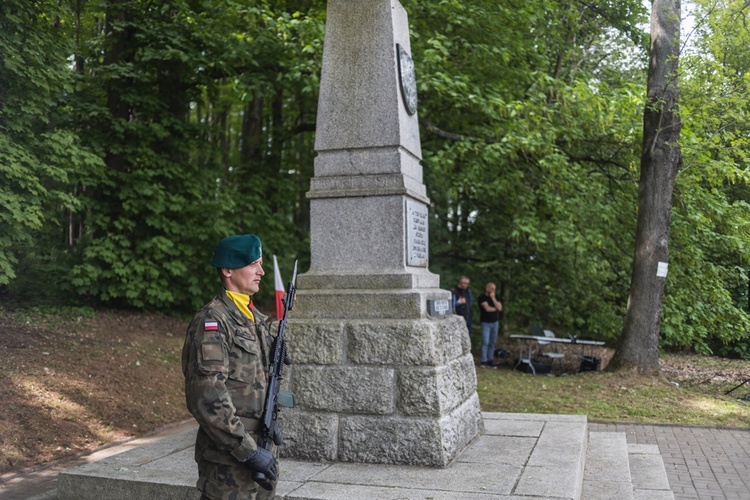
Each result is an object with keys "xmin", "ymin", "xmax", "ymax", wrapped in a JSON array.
[{"xmin": 451, "ymin": 275, "xmax": 473, "ymax": 333}]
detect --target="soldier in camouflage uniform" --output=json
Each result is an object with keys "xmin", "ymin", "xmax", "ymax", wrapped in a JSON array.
[{"xmin": 182, "ymin": 234, "xmax": 278, "ymax": 500}]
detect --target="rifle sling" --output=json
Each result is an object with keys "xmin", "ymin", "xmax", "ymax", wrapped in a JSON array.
[{"xmin": 240, "ymin": 417, "xmax": 263, "ymax": 434}]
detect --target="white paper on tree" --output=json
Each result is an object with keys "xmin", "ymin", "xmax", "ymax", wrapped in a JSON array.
[{"xmin": 657, "ymin": 261, "xmax": 669, "ymax": 278}]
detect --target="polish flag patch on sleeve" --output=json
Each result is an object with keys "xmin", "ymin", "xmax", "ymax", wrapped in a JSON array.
[{"xmin": 204, "ymin": 321, "xmax": 219, "ymax": 331}]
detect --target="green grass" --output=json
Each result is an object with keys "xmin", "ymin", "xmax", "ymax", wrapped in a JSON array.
[{"xmin": 477, "ymin": 365, "xmax": 750, "ymax": 427}]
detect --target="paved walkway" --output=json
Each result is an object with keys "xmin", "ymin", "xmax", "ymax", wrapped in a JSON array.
[
  {"xmin": 0, "ymin": 419, "xmax": 197, "ymax": 500},
  {"xmin": 589, "ymin": 422, "xmax": 750, "ymax": 500},
  {"xmin": 1, "ymin": 419, "xmax": 748, "ymax": 500}
]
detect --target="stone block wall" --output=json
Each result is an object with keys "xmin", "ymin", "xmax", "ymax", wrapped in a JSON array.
[{"xmin": 278, "ymin": 315, "xmax": 483, "ymax": 467}]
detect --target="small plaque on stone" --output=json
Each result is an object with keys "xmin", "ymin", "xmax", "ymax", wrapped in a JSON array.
[
  {"xmin": 397, "ymin": 43, "xmax": 418, "ymax": 115},
  {"xmin": 406, "ymin": 199, "xmax": 428, "ymax": 267},
  {"xmin": 427, "ymin": 299, "xmax": 452, "ymax": 317}
]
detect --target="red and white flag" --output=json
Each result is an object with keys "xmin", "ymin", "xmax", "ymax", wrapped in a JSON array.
[{"xmin": 273, "ymin": 255, "xmax": 284, "ymax": 320}]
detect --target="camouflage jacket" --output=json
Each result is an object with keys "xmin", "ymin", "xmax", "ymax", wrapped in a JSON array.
[{"xmin": 182, "ymin": 292, "xmax": 276, "ymax": 466}]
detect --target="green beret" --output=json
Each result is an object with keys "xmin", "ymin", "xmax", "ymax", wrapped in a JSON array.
[{"xmin": 211, "ymin": 234, "xmax": 263, "ymax": 268}]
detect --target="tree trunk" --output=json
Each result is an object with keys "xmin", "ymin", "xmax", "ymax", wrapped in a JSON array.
[
  {"xmin": 103, "ymin": 0, "xmax": 134, "ymax": 175},
  {"xmin": 608, "ymin": 0, "xmax": 682, "ymax": 374},
  {"xmin": 240, "ymin": 95, "xmax": 263, "ymax": 165}
]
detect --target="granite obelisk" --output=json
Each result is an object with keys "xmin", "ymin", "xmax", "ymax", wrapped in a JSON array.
[{"xmin": 280, "ymin": 0, "xmax": 483, "ymax": 467}]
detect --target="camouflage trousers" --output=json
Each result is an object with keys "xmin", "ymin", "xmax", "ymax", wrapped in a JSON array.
[{"xmin": 197, "ymin": 460, "xmax": 277, "ymax": 500}]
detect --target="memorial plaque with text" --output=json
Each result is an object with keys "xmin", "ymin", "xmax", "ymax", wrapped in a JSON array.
[{"xmin": 406, "ymin": 199, "xmax": 428, "ymax": 267}]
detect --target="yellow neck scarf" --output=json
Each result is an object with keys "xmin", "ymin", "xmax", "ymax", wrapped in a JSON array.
[{"xmin": 225, "ymin": 290, "xmax": 255, "ymax": 322}]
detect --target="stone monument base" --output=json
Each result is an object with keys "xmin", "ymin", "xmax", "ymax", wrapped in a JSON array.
[{"xmin": 279, "ymin": 315, "xmax": 483, "ymax": 467}]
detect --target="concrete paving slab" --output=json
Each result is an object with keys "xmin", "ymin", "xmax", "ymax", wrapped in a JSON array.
[
  {"xmin": 628, "ymin": 444, "xmax": 661, "ymax": 455},
  {"xmin": 514, "ymin": 464, "xmax": 580, "ymax": 499},
  {"xmin": 623, "ymin": 440, "xmax": 674, "ymax": 499},
  {"xmin": 515, "ymin": 419, "xmax": 587, "ymax": 499},
  {"xmin": 630, "ymin": 460, "xmax": 673, "ymax": 500},
  {"xmin": 487, "ymin": 413, "xmax": 587, "ymax": 423},
  {"xmin": 57, "ymin": 474, "xmax": 198, "ymax": 500},
  {"xmin": 49, "ymin": 412, "xmax": 588, "ymax": 500},
  {"xmin": 527, "ymin": 421, "xmax": 587, "ymax": 469},
  {"xmin": 629, "ymin": 451, "xmax": 671, "ymax": 491},
  {"xmin": 9, "ymin": 414, "xmax": 724, "ymax": 500},
  {"xmin": 56, "ymin": 430, "xmax": 198, "ymax": 499},
  {"xmin": 483, "ymin": 418, "xmax": 544, "ymax": 437},
  {"xmin": 581, "ymin": 480, "xmax": 634, "ymax": 500},
  {"xmin": 279, "ymin": 460, "xmax": 334, "ymax": 483},
  {"xmin": 582, "ymin": 432, "xmax": 633, "ymax": 500},
  {"xmin": 0, "ymin": 419, "xmax": 198, "ymax": 500},
  {"xmin": 633, "ymin": 490, "xmax": 675, "ymax": 500},
  {"xmin": 283, "ymin": 481, "xmax": 550, "ymax": 500},
  {"xmin": 584, "ymin": 432, "xmax": 630, "ymax": 482},
  {"xmin": 456, "ymin": 435, "xmax": 536, "ymax": 465},
  {"xmin": 303, "ymin": 460, "xmax": 522, "ymax": 495},
  {"xmin": 590, "ymin": 419, "xmax": 750, "ymax": 500}
]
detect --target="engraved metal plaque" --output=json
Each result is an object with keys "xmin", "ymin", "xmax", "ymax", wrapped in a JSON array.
[
  {"xmin": 406, "ymin": 199, "xmax": 428, "ymax": 267},
  {"xmin": 397, "ymin": 43, "xmax": 418, "ymax": 115},
  {"xmin": 427, "ymin": 299, "xmax": 452, "ymax": 317}
]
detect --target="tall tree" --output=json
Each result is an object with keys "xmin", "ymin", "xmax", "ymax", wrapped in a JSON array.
[
  {"xmin": 0, "ymin": 0, "xmax": 101, "ymax": 288},
  {"xmin": 65, "ymin": 0, "xmax": 229, "ymax": 309},
  {"xmin": 409, "ymin": 0, "xmax": 647, "ymax": 335},
  {"xmin": 609, "ymin": 0, "xmax": 683, "ymax": 373},
  {"xmin": 661, "ymin": 0, "xmax": 750, "ymax": 358},
  {"xmin": 59, "ymin": 0, "xmax": 324, "ymax": 310}
]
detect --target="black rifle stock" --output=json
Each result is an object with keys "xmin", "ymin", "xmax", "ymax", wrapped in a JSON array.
[{"xmin": 253, "ymin": 260, "xmax": 297, "ymax": 490}]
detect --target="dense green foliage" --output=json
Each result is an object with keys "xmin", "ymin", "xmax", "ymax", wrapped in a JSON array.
[
  {"xmin": 1, "ymin": 0, "xmax": 749, "ymax": 357},
  {"xmin": 410, "ymin": 0, "xmax": 647, "ymax": 341},
  {"xmin": 0, "ymin": 0, "xmax": 102, "ymax": 287},
  {"xmin": 666, "ymin": 0, "xmax": 750, "ymax": 357}
]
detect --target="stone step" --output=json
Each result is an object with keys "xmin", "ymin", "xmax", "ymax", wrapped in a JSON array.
[
  {"xmin": 55, "ymin": 413, "xmax": 590, "ymax": 500},
  {"xmin": 56, "ymin": 430, "xmax": 198, "ymax": 500},
  {"xmin": 581, "ymin": 432, "xmax": 675, "ymax": 500},
  {"xmin": 628, "ymin": 443, "xmax": 674, "ymax": 500},
  {"xmin": 582, "ymin": 432, "xmax": 634, "ymax": 500},
  {"xmin": 478, "ymin": 413, "xmax": 588, "ymax": 499},
  {"xmin": 49, "ymin": 413, "xmax": 676, "ymax": 500}
]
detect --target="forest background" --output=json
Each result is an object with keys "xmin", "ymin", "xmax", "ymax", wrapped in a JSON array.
[{"xmin": 2, "ymin": 0, "xmax": 750, "ymax": 359}]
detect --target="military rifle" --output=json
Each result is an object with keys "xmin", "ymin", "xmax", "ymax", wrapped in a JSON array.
[{"xmin": 252, "ymin": 260, "xmax": 297, "ymax": 490}]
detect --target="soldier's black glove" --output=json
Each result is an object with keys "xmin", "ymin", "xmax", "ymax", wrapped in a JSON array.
[{"xmin": 243, "ymin": 447, "xmax": 277, "ymax": 481}]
